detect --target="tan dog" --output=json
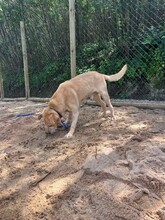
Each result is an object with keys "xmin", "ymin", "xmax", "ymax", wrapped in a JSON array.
[{"xmin": 39, "ymin": 64, "xmax": 127, "ymax": 138}]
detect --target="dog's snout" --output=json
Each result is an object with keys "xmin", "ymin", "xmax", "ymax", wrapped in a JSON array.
[{"xmin": 45, "ymin": 126, "xmax": 57, "ymax": 134}]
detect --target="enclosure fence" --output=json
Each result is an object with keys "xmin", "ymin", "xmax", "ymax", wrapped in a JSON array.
[{"xmin": 0, "ymin": 0, "xmax": 165, "ymax": 101}]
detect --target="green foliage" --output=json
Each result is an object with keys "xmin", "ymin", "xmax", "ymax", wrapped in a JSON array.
[
  {"xmin": 3, "ymin": 26, "xmax": 164, "ymax": 99},
  {"xmin": 29, "ymin": 57, "xmax": 70, "ymax": 97},
  {"xmin": 76, "ymin": 27, "xmax": 165, "ymax": 99},
  {"xmin": 0, "ymin": 0, "xmax": 164, "ymax": 99},
  {"xmin": 77, "ymin": 41, "xmax": 113, "ymax": 73}
]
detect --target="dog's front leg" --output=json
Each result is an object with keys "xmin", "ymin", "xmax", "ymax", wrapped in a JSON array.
[
  {"xmin": 65, "ymin": 111, "xmax": 72, "ymax": 124},
  {"xmin": 65, "ymin": 111, "xmax": 79, "ymax": 139}
]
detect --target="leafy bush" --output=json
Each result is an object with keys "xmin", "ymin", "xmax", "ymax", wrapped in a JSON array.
[
  {"xmin": 3, "ymin": 28, "xmax": 164, "ymax": 100},
  {"xmin": 76, "ymin": 28, "xmax": 165, "ymax": 100}
]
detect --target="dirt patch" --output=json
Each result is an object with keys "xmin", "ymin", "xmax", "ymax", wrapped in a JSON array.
[{"xmin": 0, "ymin": 101, "xmax": 165, "ymax": 220}]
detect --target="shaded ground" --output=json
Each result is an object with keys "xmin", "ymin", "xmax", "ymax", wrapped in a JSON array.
[{"xmin": 0, "ymin": 101, "xmax": 165, "ymax": 220}]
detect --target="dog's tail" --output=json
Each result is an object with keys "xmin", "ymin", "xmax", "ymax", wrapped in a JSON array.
[{"xmin": 103, "ymin": 64, "xmax": 127, "ymax": 82}]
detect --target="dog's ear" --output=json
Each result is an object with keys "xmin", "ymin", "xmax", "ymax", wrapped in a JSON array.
[{"xmin": 38, "ymin": 113, "xmax": 43, "ymax": 120}]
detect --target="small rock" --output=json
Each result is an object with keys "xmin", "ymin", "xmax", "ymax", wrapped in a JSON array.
[
  {"xmin": 45, "ymin": 194, "xmax": 51, "ymax": 199},
  {"xmin": 157, "ymin": 208, "xmax": 165, "ymax": 220}
]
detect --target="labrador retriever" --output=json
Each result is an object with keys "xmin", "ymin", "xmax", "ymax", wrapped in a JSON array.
[{"xmin": 39, "ymin": 64, "xmax": 127, "ymax": 138}]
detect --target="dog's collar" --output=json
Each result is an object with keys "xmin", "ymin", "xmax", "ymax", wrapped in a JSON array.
[
  {"xmin": 49, "ymin": 107, "xmax": 69, "ymax": 130},
  {"xmin": 49, "ymin": 107, "xmax": 63, "ymax": 118}
]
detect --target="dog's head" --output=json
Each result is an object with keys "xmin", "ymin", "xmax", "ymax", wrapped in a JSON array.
[{"xmin": 38, "ymin": 107, "xmax": 60, "ymax": 134}]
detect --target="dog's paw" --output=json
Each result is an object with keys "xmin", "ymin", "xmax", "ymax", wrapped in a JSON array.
[
  {"xmin": 65, "ymin": 133, "xmax": 73, "ymax": 139},
  {"xmin": 111, "ymin": 115, "xmax": 116, "ymax": 121},
  {"xmin": 99, "ymin": 112, "xmax": 107, "ymax": 118},
  {"xmin": 102, "ymin": 110, "xmax": 112, "ymax": 118}
]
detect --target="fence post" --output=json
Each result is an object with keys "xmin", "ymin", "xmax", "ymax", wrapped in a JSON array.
[
  {"xmin": 0, "ymin": 64, "xmax": 4, "ymax": 100},
  {"xmin": 69, "ymin": 0, "xmax": 76, "ymax": 78},
  {"xmin": 20, "ymin": 21, "xmax": 30, "ymax": 99}
]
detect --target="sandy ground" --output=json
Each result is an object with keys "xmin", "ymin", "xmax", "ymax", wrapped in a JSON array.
[{"xmin": 0, "ymin": 101, "xmax": 165, "ymax": 220}]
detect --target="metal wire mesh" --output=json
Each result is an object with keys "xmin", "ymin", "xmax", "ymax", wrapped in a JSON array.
[
  {"xmin": 76, "ymin": 0, "xmax": 165, "ymax": 100},
  {"xmin": 23, "ymin": 0, "xmax": 70, "ymax": 97},
  {"xmin": 0, "ymin": 0, "xmax": 24, "ymax": 98},
  {"xmin": 0, "ymin": 0, "xmax": 165, "ymax": 100},
  {"xmin": 0, "ymin": 0, "xmax": 70, "ymax": 98}
]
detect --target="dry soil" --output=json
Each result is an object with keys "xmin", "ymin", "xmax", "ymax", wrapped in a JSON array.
[{"xmin": 0, "ymin": 101, "xmax": 165, "ymax": 220}]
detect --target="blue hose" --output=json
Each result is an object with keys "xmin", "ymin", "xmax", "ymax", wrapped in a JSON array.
[
  {"xmin": 16, "ymin": 113, "xmax": 34, "ymax": 117},
  {"xmin": 60, "ymin": 121, "xmax": 69, "ymax": 129}
]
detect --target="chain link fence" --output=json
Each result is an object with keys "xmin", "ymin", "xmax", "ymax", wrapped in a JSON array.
[
  {"xmin": 24, "ymin": 0, "xmax": 70, "ymax": 98},
  {"xmin": 0, "ymin": 0, "xmax": 70, "ymax": 98},
  {"xmin": 0, "ymin": 0, "xmax": 165, "ymax": 100},
  {"xmin": 76, "ymin": 0, "xmax": 165, "ymax": 100}
]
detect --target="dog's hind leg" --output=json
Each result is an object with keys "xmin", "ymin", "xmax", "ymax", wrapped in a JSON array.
[
  {"xmin": 93, "ymin": 92, "xmax": 107, "ymax": 117},
  {"xmin": 100, "ymin": 90, "xmax": 115, "ymax": 120}
]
